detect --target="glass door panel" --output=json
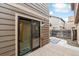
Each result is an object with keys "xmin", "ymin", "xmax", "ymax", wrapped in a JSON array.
[
  {"xmin": 32, "ymin": 20, "xmax": 40, "ymax": 49},
  {"xmin": 19, "ymin": 19, "xmax": 31, "ymax": 55}
]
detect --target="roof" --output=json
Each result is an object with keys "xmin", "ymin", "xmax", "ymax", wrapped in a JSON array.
[{"xmin": 50, "ymin": 16, "xmax": 65, "ymax": 23}]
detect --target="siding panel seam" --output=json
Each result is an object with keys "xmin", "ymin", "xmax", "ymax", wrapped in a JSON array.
[
  {"xmin": 0, "ymin": 34, "xmax": 15, "ymax": 37},
  {"xmin": 0, "ymin": 12, "xmax": 15, "ymax": 16},
  {"xmin": 0, "ymin": 18, "xmax": 15, "ymax": 21},
  {"xmin": 0, "ymin": 39, "xmax": 15, "ymax": 43}
]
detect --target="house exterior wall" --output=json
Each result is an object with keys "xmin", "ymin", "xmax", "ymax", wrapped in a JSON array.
[
  {"xmin": 49, "ymin": 16, "xmax": 65, "ymax": 31},
  {"xmin": 0, "ymin": 3, "xmax": 49, "ymax": 56}
]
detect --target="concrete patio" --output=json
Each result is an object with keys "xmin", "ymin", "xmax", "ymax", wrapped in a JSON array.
[{"xmin": 25, "ymin": 37, "xmax": 79, "ymax": 56}]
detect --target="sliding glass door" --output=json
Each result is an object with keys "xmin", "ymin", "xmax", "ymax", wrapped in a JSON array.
[{"xmin": 18, "ymin": 16, "xmax": 40, "ymax": 55}]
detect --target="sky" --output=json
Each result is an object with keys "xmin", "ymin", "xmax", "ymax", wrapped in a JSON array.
[{"xmin": 48, "ymin": 3, "xmax": 74, "ymax": 22}]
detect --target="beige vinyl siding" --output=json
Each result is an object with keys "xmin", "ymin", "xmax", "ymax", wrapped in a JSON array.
[
  {"xmin": 18, "ymin": 3, "xmax": 49, "ymax": 17},
  {"xmin": 0, "ymin": 4, "xmax": 15, "ymax": 56},
  {"xmin": 0, "ymin": 6, "xmax": 15, "ymax": 16},
  {"xmin": 41, "ymin": 22, "xmax": 49, "ymax": 46},
  {"xmin": 0, "ymin": 3, "xmax": 48, "ymax": 20},
  {"xmin": 0, "ymin": 13, "xmax": 15, "ymax": 20},
  {"xmin": 0, "ymin": 31, "xmax": 15, "ymax": 36},
  {"xmin": 0, "ymin": 49, "xmax": 15, "ymax": 56},
  {"xmin": 0, "ymin": 3, "xmax": 49, "ymax": 56},
  {"xmin": 0, "ymin": 19, "xmax": 15, "ymax": 25},
  {"xmin": 29, "ymin": 3, "xmax": 48, "ymax": 16},
  {"xmin": 0, "ymin": 45, "xmax": 15, "ymax": 55}
]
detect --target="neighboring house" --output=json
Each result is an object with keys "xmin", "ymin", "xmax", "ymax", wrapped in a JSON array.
[
  {"xmin": 49, "ymin": 16, "xmax": 65, "ymax": 37},
  {"xmin": 71, "ymin": 3, "xmax": 79, "ymax": 44},
  {"xmin": 49, "ymin": 16, "xmax": 65, "ymax": 31},
  {"xmin": 0, "ymin": 3, "xmax": 49, "ymax": 56},
  {"xmin": 65, "ymin": 16, "xmax": 77, "ymax": 41},
  {"xmin": 65, "ymin": 16, "xmax": 76, "ymax": 30}
]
